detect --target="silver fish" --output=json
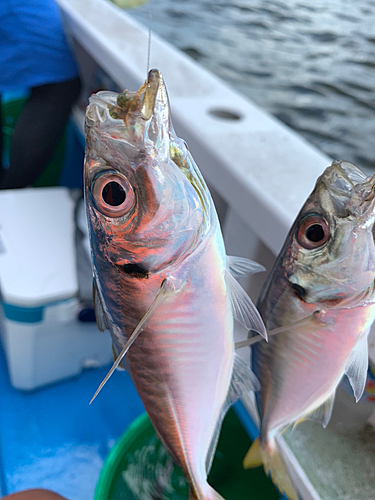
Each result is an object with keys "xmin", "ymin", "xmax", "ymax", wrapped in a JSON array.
[
  {"xmin": 243, "ymin": 161, "xmax": 375, "ymax": 500},
  {"xmin": 84, "ymin": 69, "xmax": 266, "ymax": 500}
]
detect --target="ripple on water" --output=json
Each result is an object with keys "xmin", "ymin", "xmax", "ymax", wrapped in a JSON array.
[
  {"xmin": 165, "ymin": 9, "xmax": 192, "ymax": 19},
  {"xmin": 181, "ymin": 47, "xmax": 205, "ymax": 61},
  {"xmin": 334, "ymin": 12, "xmax": 360, "ymax": 22},
  {"xmin": 289, "ymin": 85, "xmax": 325, "ymax": 96},
  {"xmin": 310, "ymin": 32, "xmax": 339, "ymax": 43},
  {"xmin": 346, "ymin": 59, "xmax": 375, "ymax": 69},
  {"xmin": 242, "ymin": 69, "xmax": 274, "ymax": 78}
]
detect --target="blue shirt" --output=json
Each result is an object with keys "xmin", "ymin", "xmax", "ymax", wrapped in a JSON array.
[{"xmin": 0, "ymin": 0, "xmax": 79, "ymax": 92}]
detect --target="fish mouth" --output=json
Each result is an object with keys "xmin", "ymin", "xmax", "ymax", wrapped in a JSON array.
[
  {"xmin": 85, "ymin": 69, "xmax": 167, "ymax": 128},
  {"xmin": 104, "ymin": 69, "xmax": 166, "ymax": 124},
  {"xmin": 322, "ymin": 161, "xmax": 375, "ymax": 218},
  {"xmin": 85, "ymin": 68, "xmax": 171, "ymax": 155}
]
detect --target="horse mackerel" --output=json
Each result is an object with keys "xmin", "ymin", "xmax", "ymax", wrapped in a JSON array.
[
  {"xmin": 244, "ymin": 161, "xmax": 375, "ymax": 500},
  {"xmin": 84, "ymin": 69, "xmax": 266, "ymax": 500}
]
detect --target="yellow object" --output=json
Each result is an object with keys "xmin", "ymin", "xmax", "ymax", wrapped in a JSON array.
[
  {"xmin": 244, "ymin": 437, "xmax": 299, "ymax": 500},
  {"xmin": 243, "ymin": 437, "xmax": 263, "ymax": 468},
  {"xmin": 110, "ymin": 0, "xmax": 149, "ymax": 9}
]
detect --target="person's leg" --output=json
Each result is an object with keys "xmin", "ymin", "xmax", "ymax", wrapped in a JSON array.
[
  {"xmin": 0, "ymin": 76, "xmax": 81, "ymax": 189},
  {"xmin": 4, "ymin": 489, "xmax": 68, "ymax": 499}
]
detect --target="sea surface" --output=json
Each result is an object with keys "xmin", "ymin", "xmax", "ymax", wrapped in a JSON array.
[{"xmin": 130, "ymin": 0, "xmax": 375, "ymax": 171}]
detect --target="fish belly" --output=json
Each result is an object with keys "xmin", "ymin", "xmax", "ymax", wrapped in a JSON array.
[
  {"xmin": 255, "ymin": 306, "xmax": 373, "ymax": 435},
  {"xmin": 127, "ymin": 277, "xmax": 233, "ymax": 482}
]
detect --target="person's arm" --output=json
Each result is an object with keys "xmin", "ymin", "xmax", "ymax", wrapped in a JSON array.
[{"xmin": 3, "ymin": 490, "xmax": 68, "ymax": 500}]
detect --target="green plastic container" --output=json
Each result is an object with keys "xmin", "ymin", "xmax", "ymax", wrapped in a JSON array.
[
  {"xmin": 95, "ymin": 409, "xmax": 280, "ymax": 500},
  {"xmin": 1, "ymin": 98, "xmax": 66, "ymax": 187}
]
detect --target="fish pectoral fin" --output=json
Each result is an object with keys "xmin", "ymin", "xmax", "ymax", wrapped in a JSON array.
[
  {"xmin": 243, "ymin": 437, "xmax": 263, "ymax": 468},
  {"xmin": 229, "ymin": 353, "xmax": 260, "ymax": 398},
  {"xmin": 205, "ymin": 354, "xmax": 259, "ymax": 474},
  {"xmin": 225, "ymin": 270, "xmax": 267, "ymax": 339},
  {"xmin": 93, "ymin": 278, "xmax": 109, "ymax": 332},
  {"xmin": 112, "ymin": 344, "xmax": 126, "ymax": 371},
  {"xmin": 89, "ymin": 279, "xmax": 172, "ymax": 404},
  {"xmin": 345, "ymin": 329, "xmax": 369, "ymax": 402},
  {"xmin": 226, "ymin": 255, "xmax": 265, "ymax": 279},
  {"xmin": 235, "ymin": 310, "xmax": 323, "ymax": 349},
  {"xmin": 302, "ymin": 392, "xmax": 336, "ymax": 429}
]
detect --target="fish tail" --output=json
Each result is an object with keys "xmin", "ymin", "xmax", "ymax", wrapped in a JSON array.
[
  {"xmin": 243, "ymin": 436, "xmax": 299, "ymax": 500},
  {"xmin": 188, "ymin": 484, "xmax": 225, "ymax": 500}
]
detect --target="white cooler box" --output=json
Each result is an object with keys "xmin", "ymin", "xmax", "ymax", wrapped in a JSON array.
[{"xmin": 0, "ymin": 187, "xmax": 112, "ymax": 390}]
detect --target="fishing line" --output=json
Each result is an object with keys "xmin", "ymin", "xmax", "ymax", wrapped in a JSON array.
[
  {"xmin": 235, "ymin": 310, "xmax": 324, "ymax": 349},
  {"xmin": 147, "ymin": 0, "xmax": 154, "ymax": 74}
]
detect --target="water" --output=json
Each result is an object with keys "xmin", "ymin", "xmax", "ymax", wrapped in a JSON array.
[
  {"xmin": 113, "ymin": 437, "xmax": 189, "ymax": 500},
  {"xmin": 130, "ymin": 0, "xmax": 375, "ymax": 171}
]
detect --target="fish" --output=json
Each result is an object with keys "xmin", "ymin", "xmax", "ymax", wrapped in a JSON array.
[
  {"xmin": 243, "ymin": 161, "xmax": 375, "ymax": 500},
  {"xmin": 84, "ymin": 69, "xmax": 267, "ymax": 500}
]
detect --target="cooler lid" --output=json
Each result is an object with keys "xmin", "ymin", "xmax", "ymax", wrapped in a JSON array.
[{"xmin": 0, "ymin": 187, "xmax": 78, "ymax": 307}]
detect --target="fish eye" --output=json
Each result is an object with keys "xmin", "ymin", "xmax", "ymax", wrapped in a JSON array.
[
  {"xmin": 102, "ymin": 181, "xmax": 125, "ymax": 206},
  {"xmin": 92, "ymin": 172, "xmax": 134, "ymax": 217},
  {"xmin": 297, "ymin": 215, "xmax": 330, "ymax": 250}
]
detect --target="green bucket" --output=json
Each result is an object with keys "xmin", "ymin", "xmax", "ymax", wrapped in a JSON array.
[
  {"xmin": 1, "ymin": 98, "xmax": 66, "ymax": 187},
  {"xmin": 95, "ymin": 409, "xmax": 280, "ymax": 500}
]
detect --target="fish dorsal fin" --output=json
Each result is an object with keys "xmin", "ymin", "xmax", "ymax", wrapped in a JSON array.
[
  {"xmin": 93, "ymin": 279, "xmax": 109, "ymax": 332},
  {"xmin": 345, "ymin": 330, "xmax": 369, "ymax": 402},
  {"xmin": 205, "ymin": 354, "xmax": 259, "ymax": 473},
  {"xmin": 227, "ymin": 255, "xmax": 265, "ymax": 279},
  {"xmin": 90, "ymin": 279, "xmax": 172, "ymax": 404},
  {"xmin": 305, "ymin": 392, "xmax": 336, "ymax": 428},
  {"xmin": 229, "ymin": 353, "xmax": 260, "ymax": 401},
  {"xmin": 225, "ymin": 270, "xmax": 267, "ymax": 339}
]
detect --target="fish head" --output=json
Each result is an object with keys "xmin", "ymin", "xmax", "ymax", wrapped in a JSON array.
[
  {"xmin": 284, "ymin": 160, "xmax": 375, "ymax": 307},
  {"xmin": 84, "ymin": 69, "xmax": 212, "ymax": 276}
]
